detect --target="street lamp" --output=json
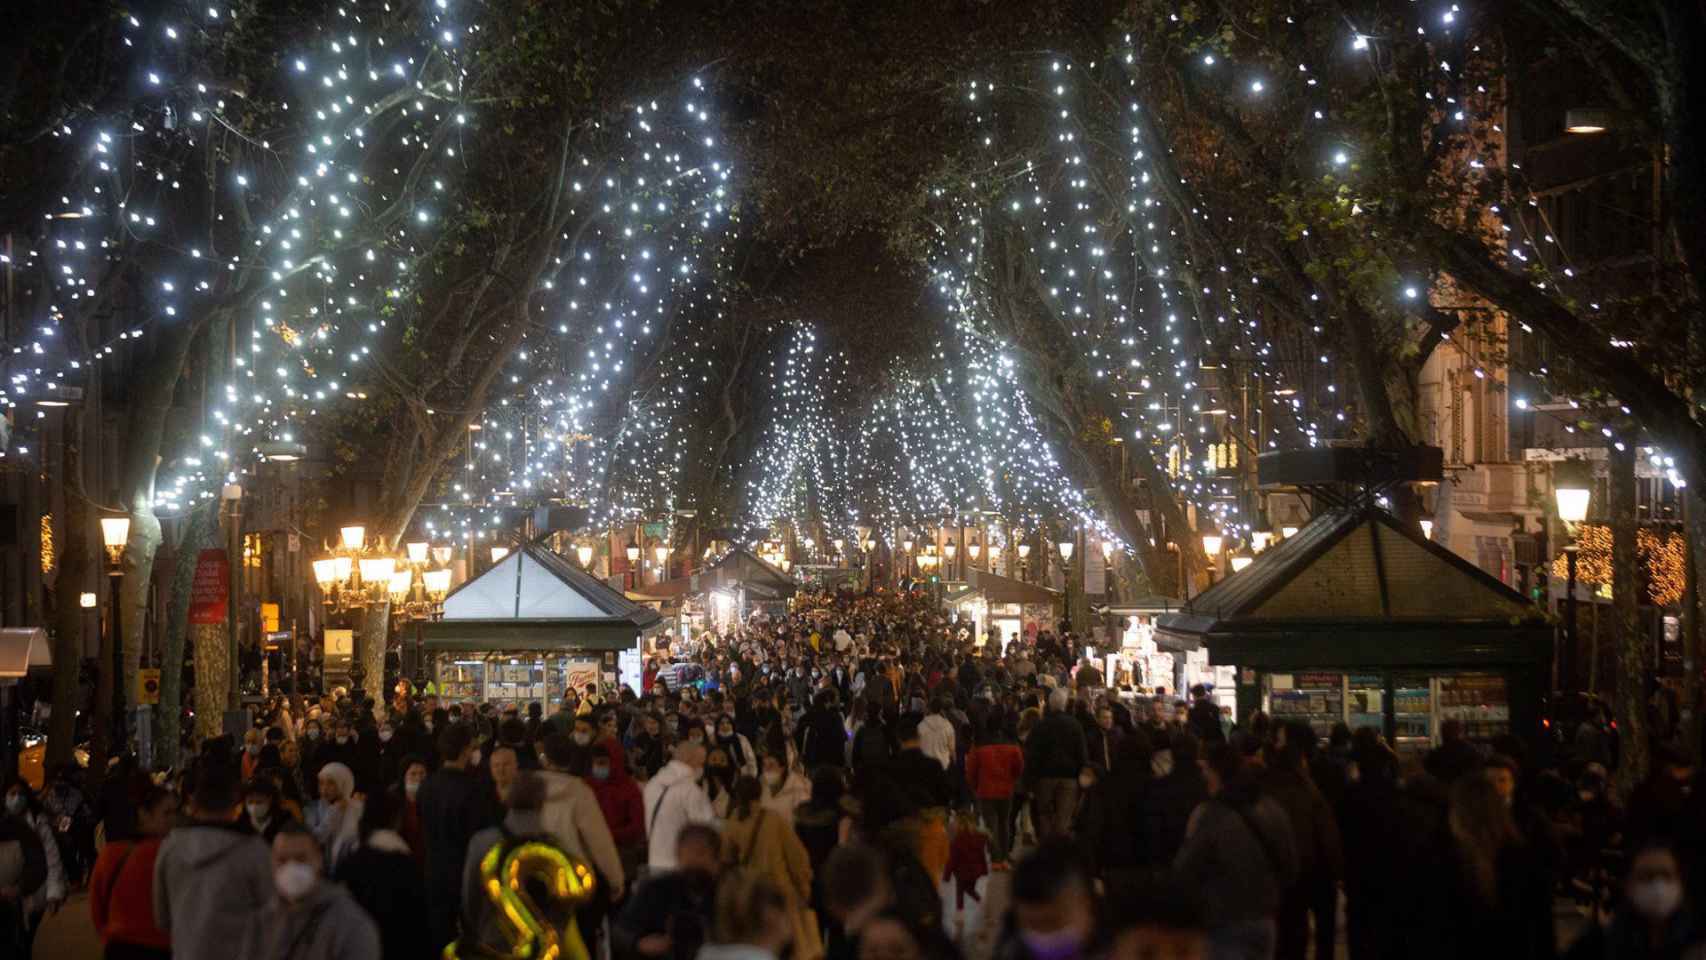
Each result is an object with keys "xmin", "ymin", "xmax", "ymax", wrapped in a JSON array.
[
  {"xmin": 1420, "ymin": 519, "xmax": 1435, "ymax": 541},
  {"xmin": 405, "ymin": 541, "xmax": 430, "ymax": 566},
  {"xmin": 1555, "ymin": 464, "xmax": 1592, "ymax": 691},
  {"xmin": 576, "ymin": 543, "xmax": 595, "ymax": 568},
  {"xmin": 97, "ymin": 511, "xmax": 131, "ymax": 762}
]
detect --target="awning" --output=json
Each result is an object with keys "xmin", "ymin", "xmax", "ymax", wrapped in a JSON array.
[
  {"xmin": 0, "ymin": 628, "xmax": 51, "ymax": 680},
  {"xmin": 421, "ymin": 619, "xmax": 648, "ymax": 652},
  {"xmin": 963, "ymin": 568, "xmax": 1060, "ymax": 606}
]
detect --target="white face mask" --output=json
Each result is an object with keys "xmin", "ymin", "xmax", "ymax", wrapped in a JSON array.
[
  {"xmin": 468, "ymin": 749, "xmax": 482, "ymax": 768},
  {"xmin": 247, "ymin": 803, "xmax": 271, "ymax": 824},
  {"xmin": 572, "ymin": 732, "xmax": 592, "ymax": 746},
  {"xmin": 378, "ymin": 729, "xmax": 393, "ymax": 743},
  {"xmin": 404, "ymin": 780, "xmax": 423, "ymax": 799},
  {"xmin": 274, "ymin": 861, "xmax": 318, "ymax": 901},
  {"xmin": 1630, "ymin": 879, "xmax": 1683, "ymax": 920}
]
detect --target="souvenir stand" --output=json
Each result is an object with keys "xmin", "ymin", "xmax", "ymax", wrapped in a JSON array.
[
  {"xmin": 1155, "ymin": 505, "xmax": 1552, "ymax": 751},
  {"xmin": 421, "ymin": 542, "xmax": 666, "ymax": 709},
  {"xmin": 945, "ymin": 569, "xmax": 1061, "ymax": 652}
]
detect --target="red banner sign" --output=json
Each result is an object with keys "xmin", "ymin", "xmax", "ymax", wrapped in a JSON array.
[{"xmin": 189, "ymin": 549, "xmax": 229, "ymax": 624}]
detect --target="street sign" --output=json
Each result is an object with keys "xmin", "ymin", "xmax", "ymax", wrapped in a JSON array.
[
  {"xmin": 189, "ymin": 549, "xmax": 228, "ymax": 624},
  {"xmin": 137, "ymin": 668, "xmax": 161, "ymax": 705},
  {"xmin": 261, "ymin": 602, "xmax": 280, "ymax": 633}
]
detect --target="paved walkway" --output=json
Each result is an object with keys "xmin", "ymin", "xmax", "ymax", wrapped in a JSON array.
[{"xmin": 31, "ymin": 891, "xmax": 104, "ymax": 959}]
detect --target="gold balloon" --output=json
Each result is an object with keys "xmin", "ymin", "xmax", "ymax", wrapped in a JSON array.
[{"xmin": 444, "ymin": 841, "xmax": 597, "ymax": 960}]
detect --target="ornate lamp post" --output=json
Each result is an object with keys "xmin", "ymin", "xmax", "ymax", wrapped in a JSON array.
[
  {"xmin": 99, "ymin": 512, "xmax": 130, "ymax": 758},
  {"xmin": 1555, "ymin": 464, "xmax": 1592, "ymax": 691}
]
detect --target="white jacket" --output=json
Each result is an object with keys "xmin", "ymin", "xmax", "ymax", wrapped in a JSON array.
[
  {"xmin": 641, "ymin": 760, "xmax": 717, "ymax": 870},
  {"xmin": 538, "ymin": 770, "xmax": 625, "ymax": 892}
]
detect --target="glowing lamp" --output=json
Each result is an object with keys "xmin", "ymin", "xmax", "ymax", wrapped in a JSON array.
[
  {"xmin": 406, "ymin": 541, "xmax": 429, "ymax": 565},
  {"xmin": 358, "ymin": 556, "xmax": 395, "ymax": 585},
  {"xmin": 576, "ymin": 544, "xmax": 594, "ymax": 567},
  {"xmin": 832, "ymin": 538, "xmax": 844, "ymax": 554},
  {"xmin": 339, "ymin": 525, "xmax": 366, "ymax": 551},
  {"xmin": 1281, "ymin": 526, "xmax": 1299, "ymax": 539},
  {"xmin": 902, "ymin": 539, "xmax": 914, "ymax": 553},
  {"xmin": 332, "ymin": 556, "xmax": 352, "ymax": 582},
  {"xmin": 432, "ymin": 546, "xmax": 453, "ymax": 567},
  {"xmin": 1018, "ymin": 543, "xmax": 1032, "ymax": 560},
  {"xmin": 1420, "ymin": 519, "xmax": 1435, "ymax": 540},
  {"xmin": 968, "ymin": 544, "xmax": 982, "ymax": 561},
  {"xmin": 1251, "ymin": 531, "xmax": 1273, "ymax": 553},
  {"xmin": 1200, "ymin": 534, "xmax": 1223, "ymax": 558},
  {"xmin": 490, "ymin": 546, "xmax": 510, "ymax": 563},
  {"xmin": 423, "ymin": 568, "xmax": 453, "ymax": 600},
  {"xmin": 625, "ymin": 545, "xmax": 640, "ymax": 563},
  {"xmin": 1101, "ymin": 540, "xmax": 1114, "ymax": 560},
  {"xmin": 100, "ymin": 515, "xmax": 131, "ymax": 549},
  {"xmin": 312, "ymin": 558, "xmax": 338, "ymax": 587},
  {"xmin": 655, "ymin": 545, "xmax": 669, "ymax": 564},
  {"xmin": 387, "ymin": 570, "xmax": 414, "ymax": 602},
  {"xmin": 1057, "ymin": 541, "xmax": 1074, "ymax": 562},
  {"xmin": 944, "ymin": 544, "xmax": 957, "ymax": 560},
  {"xmin": 79, "ymin": 592, "xmax": 98, "ymax": 609},
  {"xmin": 1555, "ymin": 484, "xmax": 1590, "ymax": 525},
  {"xmin": 1230, "ymin": 554, "xmax": 1254, "ymax": 573}
]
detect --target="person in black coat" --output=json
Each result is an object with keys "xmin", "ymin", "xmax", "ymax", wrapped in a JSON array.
[
  {"xmin": 417, "ymin": 723, "xmax": 501, "ymax": 950},
  {"xmin": 1144, "ymin": 731, "xmax": 1209, "ymax": 866},
  {"xmin": 319, "ymin": 715, "xmax": 382, "ymax": 795},
  {"xmin": 797, "ymin": 690, "xmax": 848, "ymax": 770},
  {"xmin": 336, "ymin": 788, "xmax": 433, "ymax": 960}
]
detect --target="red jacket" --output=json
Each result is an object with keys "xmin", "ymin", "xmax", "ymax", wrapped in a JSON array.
[
  {"xmin": 90, "ymin": 837, "xmax": 171, "ymax": 950},
  {"xmin": 589, "ymin": 739, "xmax": 646, "ymax": 847},
  {"xmin": 964, "ymin": 743, "xmax": 1025, "ymax": 799}
]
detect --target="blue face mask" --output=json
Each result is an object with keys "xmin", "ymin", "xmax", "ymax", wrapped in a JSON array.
[{"xmin": 1019, "ymin": 927, "xmax": 1086, "ymax": 960}]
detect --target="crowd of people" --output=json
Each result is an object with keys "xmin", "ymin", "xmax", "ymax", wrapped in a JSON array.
[{"xmin": 2, "ymin": 586, "xmax": 1704, "ymax": 960}]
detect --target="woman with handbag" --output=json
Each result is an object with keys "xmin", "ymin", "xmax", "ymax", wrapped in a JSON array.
[{"xmin": 721, "ymin": 775, "xmax": 823, "ymax": 960}]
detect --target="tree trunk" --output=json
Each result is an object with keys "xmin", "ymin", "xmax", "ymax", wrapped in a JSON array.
[
  {"xmin": 47, "ymin": 408, "xmax": 93, "ymax": 769},
  {"xmin": 1610, "ymin": 442, "xmax": 1648, "ymax": 798},
  {"xmin": 117, "ymin": 312, "xmax": 203, "ymax": 730},
  {"xmin": 191, "ymin": 620, "xmax": 227, "ymax": 745},
  {"xmin": 158, "ymin": 502, "xmax": 218, "ymax": 768},
  {"xmin": 359, "ymin": 601, "xmax": 390, "ymax": 711}
]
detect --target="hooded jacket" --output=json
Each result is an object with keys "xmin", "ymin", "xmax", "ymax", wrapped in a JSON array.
[
  {"xmin": 537, "ymin": 769, "xmax": 625, "ymax": 891},
  {"xmin": 153, "ymin": 820, "xmax": 275, "ymax": 960},
  {"xmin": 641, "ymin": 760, "xmax": 717, "ymax": 870},
  {"xmin": 236, "ymin": 878, "xmax": 381, "ymax": 960},
  {"xmin": 588, "ymin": 740, "xmax": 646, "ymax": 848}
]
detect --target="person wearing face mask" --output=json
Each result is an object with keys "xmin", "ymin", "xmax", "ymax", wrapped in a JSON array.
[
  {"xmin": 241, "ymin": 778, "xmax": 294, "ymax": 846},
  {"xmin": 300, "ymin": 720, "xmax": 328, "ymax": 786},
  {"xmin": 719, "ymin": 716, "xmax": 759, "ymax": 779},
  {"xmin": 1563, "ymin": 841, "xmax": 1700, "ymax": 959},
  {"xmin": 759, "ymin": 753, "xmax": 812, "ymax": 826},
  {"xmin": 395, "ymin": 758, "xmax": 429, "ymax": 869},
  {"xmin": 91, "ymin": 785, "xmax": 176, "ymax": 959},
  {"xmin": 241, "ymin": 729, "xmax": 267, "ymax": 783},
  {"xmin": 3, "ymin": 777, "xmax": 63, "ymax": 952},
  {"xmin": 153, "ymin": 759, "xmax": 275, "ymax": 960},
  {"xmin": 375, "ymin": 718, "xmax": 407, "ymax": 788},
  {"xmin": 588, "ymin": 738, "xmax": 647, "ymax": 885},
  {"xmin": 994, "ymin": 840, "xmax": 1102, "ymax": 960},
  {"xmin": 236, "ymin": 822, "xmax": 379, "ymax": 960}
]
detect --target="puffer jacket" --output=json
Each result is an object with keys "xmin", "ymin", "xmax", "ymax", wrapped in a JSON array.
[{"xmin": 538, "ymin": 770, "xmax": 625, "ymax": 892}]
